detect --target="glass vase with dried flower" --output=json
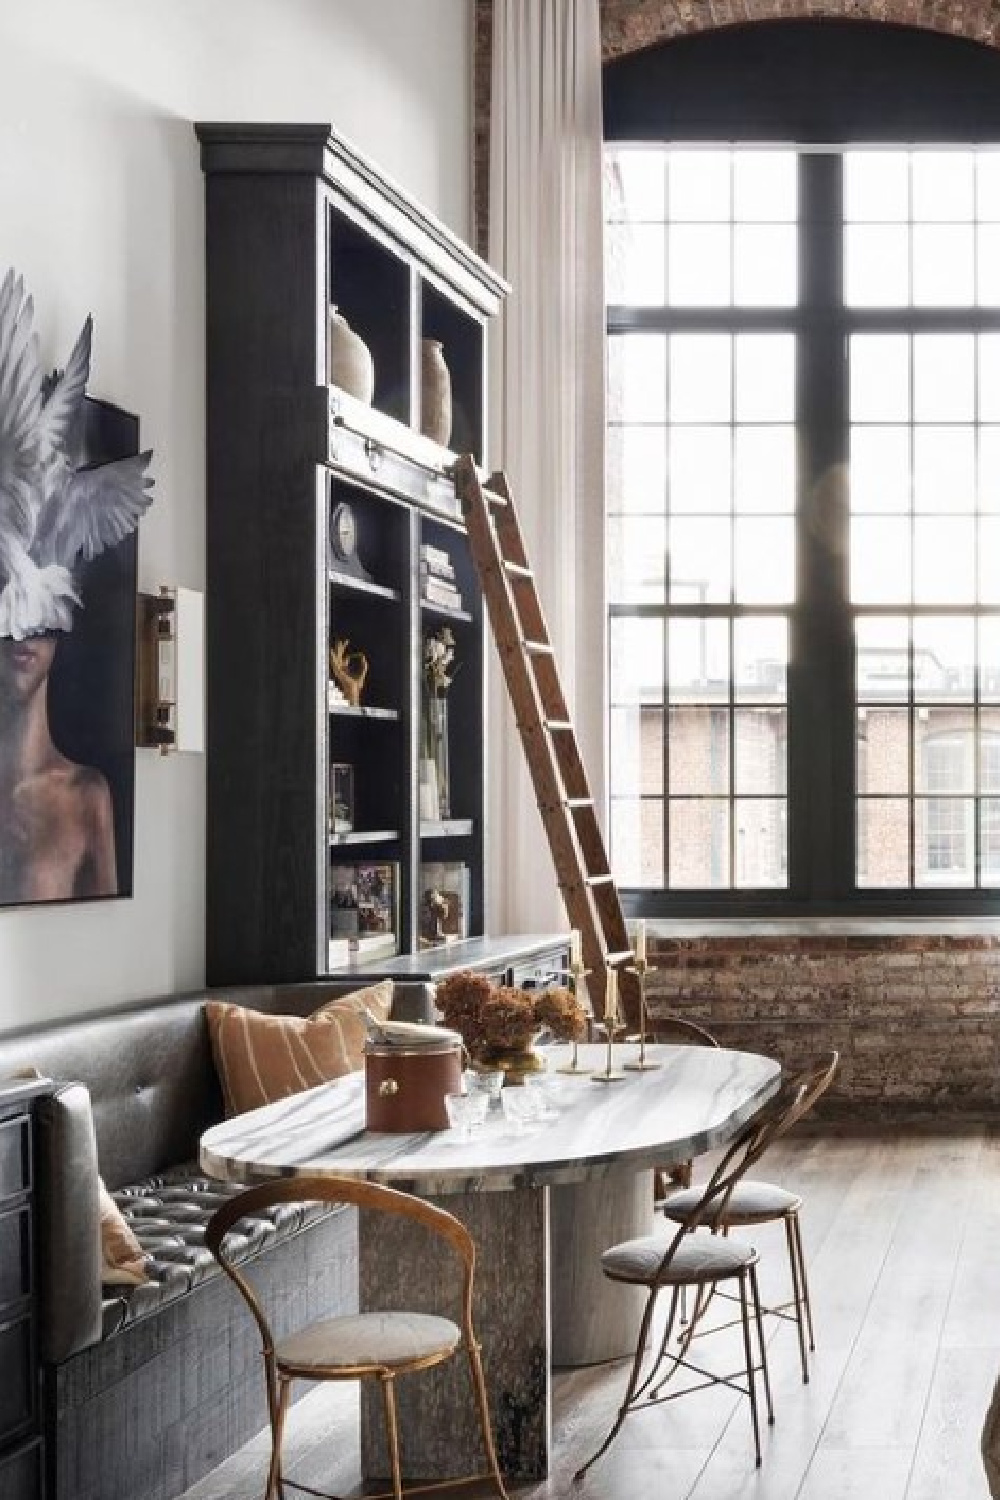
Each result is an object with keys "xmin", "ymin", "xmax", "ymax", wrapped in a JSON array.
[
  {"xmin": 422, "ymin": 624, "xmax": 457, "ymax": 820},
  {"xmin": 435, "ymin": 970, "xmax": 588, "ymax": 1085}
]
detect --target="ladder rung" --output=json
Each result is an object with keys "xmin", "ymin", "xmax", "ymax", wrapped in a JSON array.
[
  {"xmin": 523, "ymin": 640, "xmax": 553, "ymax": 656},
  {"xmin": 565, "ymin": 797, "xmax": 593, "ymax": 809},
  {"xmin": 544, "ymin": 719, "xmax": 573, "ymax": 732},
  {"xmin": 605, "ymin": 950, "xmax": 634, "ymax": 966},
  {"xmin": 504, "ymin": 561, "xmax": 533, "ymax": 579},
  {"xmin": 585, "ymin": 873, "xmax": 615, "ymax": 888},
  {"xmin": 487, "ymin": 490, "xmax": 510, "ymax": 509}
]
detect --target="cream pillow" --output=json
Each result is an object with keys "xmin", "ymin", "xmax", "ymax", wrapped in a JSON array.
[
  {"xmin": 98, "ymin": 1179, "xmax": 150, "ymax": 1285},
  {"xmin": 205, "ymin": 979, "xmax": 393, "ymax": 1117}
]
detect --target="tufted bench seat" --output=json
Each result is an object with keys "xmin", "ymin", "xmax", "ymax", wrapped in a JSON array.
[{"xmin": 0, "ymin": 977, "xmax": 434, "ymax": 1500}]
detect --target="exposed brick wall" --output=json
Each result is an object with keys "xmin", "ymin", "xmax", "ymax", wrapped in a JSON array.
[
  {"xmin": 647, "ymin": 934, "xmax": 1000, "ymax": 1118},
  {"xmin": 473, "ymin": 0, "xmax": 1000, "ymax": 254}
]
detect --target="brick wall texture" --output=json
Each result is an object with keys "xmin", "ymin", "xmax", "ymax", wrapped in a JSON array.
[
  {"xmin": 647, "ymin": 934, "xmax": 1000, "ymax": 1118},
  {"xmin": 473, "ymin": 0, "xmax": 1000, "ymax": 253}
]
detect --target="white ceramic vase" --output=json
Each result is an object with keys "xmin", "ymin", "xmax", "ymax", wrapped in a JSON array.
[
  {"xmin": 328, "ymin": 307, "xmax": 374, "ymax": 404},
  {"xmin": 420, "ymin": 338, "xmax": 452, "ymax": 446}
]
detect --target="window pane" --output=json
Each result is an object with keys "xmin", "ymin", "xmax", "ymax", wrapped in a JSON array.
[
  {"xmin": 916, "ymin": 797, "xmax": 974, "ymax": 885},
  {"xmin": 611, "ymin": 798, "xmax": 663, "ymax": 887},
  {"xmin": 850, "ymin": 427, "xmax": 910, "ymax": 513},
  {"xmin": 668, "ymin": 150, "xmax": 730, "ymax": 220},
  {"xmin": 733, "ymin": 151, "xmax": 797, "ymax": 221},
  {"xmin": 850, "ymin": 336, "xmax": 910, "ymax": 422},
  {"xmin": 980, "ymin": 714, "xmax": 1000, "ymax": 791},
  {"xmin": 668, "ymin": 799, "xmax": 729, "ymax": 887},
  {"xmin": 735, "ymin": 799, "xmax": 787, "ymax": 887},
  {"xmin": 669, "ymin": 618, "xmax": 729, "ymax": 702},
  {"xmin": 735, "ymin": 617, "xmax": 788, "ymax": 702},
  {"xmin": 851, "ymin": 517, "xmax": 911, "ymax": 604},
  {"xmin": 734, "ymin": 335, "xmax": 795, "ymax": 421},
  {"xmin": 857, "ymin": 799, "xmax": 910, "ymax": 886},
  {"xmin": 608, "ymin": 334, "xmax": 666, "ymax": 423},
  {"xmin": 845, "ymin": 226, "xmax": 909, "ymax": 307},
  {"xmin": 913, "ymin": 335, "xmax": 976, "ymax": 421},
  {"xmin": 913, "ymin": 427, "xmax": 976, "ymax": 513},
  {"xmin": 980, "ymin": 336, "xmax": 1000, "ymax": 420},
  {"xmin": 916, "ymin": 714, "xmax": 974, "ymax": 792},
  {"xmin": 914, "ymin": 516, "xmax": 975, "ymax": 604},
  {"xmin": 605, "ymin": 149, "xmax": 666, "ymax": 221},
  {"xmin": 609, "ymin": 617, "xmax": 663, "ymax": 704},
  {"xmin": 844, "ymin": 151, "xmax": 909, "ymax": 221},
  {"xmin": 980, "ymin": 518, "xmax": 1000, "ymax": 604},
  {"xmin": 668, "ymin": 224, "xmax": 730, "ymax": 306},
  {"xmin": 734, "ymin": 517, "xmax": 795, "ymax": 603},
  {"xmin": 607, "ymin": 223, "xmax": 666, "ymax": 305},
  {"xmin": 734, "ymin": 426, "xmax": 795, "ymax": 513},
  {"xmin": 669, "ymin": 517, "xmax": 731, "ymax": 602},
  {"xmin": 669, "ymin": 335, "xmax": 731, "ymax": 422},
  {"xmin": 668, "ymin": 706, "xmax": 729, "ymax": 794},
  {"xmin": 856, "ymin": 616, "xmax": 910, "ymax": 702},
  {"xmin": 913, "ymin": 617, "xmax": 975, "ymax": 701},
  {"xmin": 857, "ymin": 709, "xmax": 909, "ymax": 794},
  {"xmin": 607, "ymin": 516, "xmax": 666, "ymax": 603},
  {"xmin": 978, "ymin": 152, "xmax": 1000, "ymax": 218},
  {"xmin": 979, "ymin": 428, "xmax": 1000, "ymax": 513},
  {"xmin": 735, "ymin": 709, "xmax": 787, "ymax": 794},
  {"xmin": 913, "ymin": 151, "xmax": 976, "ymax": 221},
  {"xmin": 669, "ymin": 426, "xmax": 731, "ymax": 513},
  {"xmin": 981, "ymin": 799, "xmax": 1000, "ymax": 884},
  {"xmin": 913, "ymin": 225, "xmax": 975, "ymax": 306},
  {"xmin": 977, "ymin": 226, "xmax": 1000, "ymax": 306},
  {"xmin": 607, "ymin": 426, "xmax": 667, "ymax": 515},
  {"xmin": 610, "ymin": 706, "xmax": 663, "ymax": 798},
  {"xmin": 733, "ymin": 226, "xmax": 797, "ymax": 306},
  {"xmin": 980, "ymin": 618, "xmax": 1000, "ymax": 700}
]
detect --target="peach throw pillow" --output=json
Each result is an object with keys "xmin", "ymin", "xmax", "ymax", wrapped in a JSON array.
[
  {"xmin": 205, "ymin": 979, "xmax": 393, "ymax": 1117},
  {"xmin": 99, "ymin": 1179, "xmax": 150, "ymax": 1285}
]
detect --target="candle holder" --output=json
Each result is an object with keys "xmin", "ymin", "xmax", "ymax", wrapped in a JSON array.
[
  {"xmin": 624, "ymin": 956, "xmax": 662, "ymax": 1072},
  {"xmin": 590, "ymin": 1010, "xmax": 628, "ymax": 1083},
  {"xmin": 555, "ymin": 960, "xmax": 593, "ymax": 1075}
]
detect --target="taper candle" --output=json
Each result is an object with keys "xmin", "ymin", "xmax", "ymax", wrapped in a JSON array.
[
  {"xmin": 635, "ymin": 919, "xmax": 647, "ymax": 964},
  {"xmin": 605, "ymin": 966, "xmax": 619, "ymax": 1024},
  {"xmin": 569, "ymin": 928, "xmax": 582, "ymax": 969}
]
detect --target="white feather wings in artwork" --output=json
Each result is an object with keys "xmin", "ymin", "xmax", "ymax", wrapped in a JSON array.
[{"xmin": 0, "ymin": 269, "xmax": 154, "ymax": 640}]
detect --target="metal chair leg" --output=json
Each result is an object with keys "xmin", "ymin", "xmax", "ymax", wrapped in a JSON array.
[
  {"xmin": 738, "ymin": 1270, "xmax": 763, "ymax": 1468},
  {"xmin": 381, "ymin": 1376, "xmax": 403, "ymax": 1500},
  {"xmin": 783, "ymin": 1210, "xmax": 810, "ymax": 1382},
  {"xmin": 791, "ymin": 1210, "xmax": 817, "ymax": 1352},
  {"xmin": 467, "ymin": 1342, "xmax": 510, "ymax": 1500},
  {"xmin": 265, "ymin": 1373, "xmax": 291, "ymax": 1500},
  {"xmin": 573, "ymin": 1288, "xmax": 659, "ymax": 1482},
  {"xmin": 749, "ymin": 1262, "xmax": 775, "ymax": 1426}
]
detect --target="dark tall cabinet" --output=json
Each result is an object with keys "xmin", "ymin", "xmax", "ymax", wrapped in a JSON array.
[{"xmin": 197, "ymin": 123, "xmax": 513, "ymax": 984}]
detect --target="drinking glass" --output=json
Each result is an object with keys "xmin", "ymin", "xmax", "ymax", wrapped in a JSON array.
[
  {"xmin": 445, "ymin": 1092, "xmax": 488, "ymax": 1139},
  {"xmin": 465, "ymin": 1068, "xmax": 504, "ymax": 1112}
]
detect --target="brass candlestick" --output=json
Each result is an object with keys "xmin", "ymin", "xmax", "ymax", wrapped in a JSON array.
[
  {"xmin": 556, "ymin": 959, "xmax": 593, "ymax": 1075},
  {"xmin": 590, "ymin": 966, "xmax": 626, "ymax": 1083},
  {"xmin": 624, "ymin": 956, "xmax": 662, "ymax": 1072}
]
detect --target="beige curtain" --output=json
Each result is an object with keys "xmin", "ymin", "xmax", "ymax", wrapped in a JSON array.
[{"xmin": 486, "ymin": 0, "xmax": 606, "ymax": 936}]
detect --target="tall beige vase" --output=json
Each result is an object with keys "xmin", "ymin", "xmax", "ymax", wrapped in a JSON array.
[
  {"xmin": 420, "ymin": 338, "xmax": 452, "ymax": 446},
  {"xmin": 328, "ymin": 306, "xmax": 374, "ymax": 404}
]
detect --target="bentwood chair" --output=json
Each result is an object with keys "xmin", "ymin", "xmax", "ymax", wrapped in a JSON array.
[
  {"xmin": 573, "ymin": 1075, "xmax": 814, "ymax": 1483},
  {"xmin": 662, "ymin": 1051, "xmax": 839, "ymax": 1385},
  {"xmin": 206, "ymin": 1175, "xmax": 509, "ymax": 1500},
  {"xmin": 644, "ymin": 1015, "xmax": 721, "ymax": 1197}
]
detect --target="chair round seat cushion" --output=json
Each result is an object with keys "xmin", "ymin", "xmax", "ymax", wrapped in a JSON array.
[
  {"xmin": 602, "ymin": 1231, "xmax": 757, "ymax": 1286},
  {"xmin": 276, "ymin": 1310, "xmax": 461, "ymax": 1371},
  {"xmin": 663, "ymin": 1180, "xmax": 802, "ymax": 1227}
]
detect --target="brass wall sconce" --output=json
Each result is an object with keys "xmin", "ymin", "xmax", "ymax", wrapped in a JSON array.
[{"xmin": 136, "ymin": 586, "xmax": 205, "ymax": 754}]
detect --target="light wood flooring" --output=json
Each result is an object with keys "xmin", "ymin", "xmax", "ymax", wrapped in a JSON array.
[{"xmin": 181, "ymin": 1127, "xmax": 1000, "ymax": 1500}]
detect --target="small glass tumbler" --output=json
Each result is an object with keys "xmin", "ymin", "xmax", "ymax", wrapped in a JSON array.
[
  {"xmin": 445, "ymin": 1091, "xmax": 487, "ymax": 1139},
  {"xmin": 501, "ymin": 1089, "xmax": 538, "ymax": 1132},
  {"xmin": 465, "ymin": 1068, "xmax": 504, "ymax": 1113}
]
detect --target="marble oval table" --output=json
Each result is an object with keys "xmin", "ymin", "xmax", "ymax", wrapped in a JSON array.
[{"xmin": 200, "ymin": 1042, "xmax": 780, "ymax": 1482}]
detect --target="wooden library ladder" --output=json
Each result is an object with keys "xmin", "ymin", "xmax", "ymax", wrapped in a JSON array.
[{"xmin": 453, "ymin": 453, "xmax": 637, "ymax": 1025}]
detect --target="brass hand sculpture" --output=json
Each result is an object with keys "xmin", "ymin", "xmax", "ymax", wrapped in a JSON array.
[{"xmin": 330, "ymin": 638, "xmax": 369, "ymax": 708}]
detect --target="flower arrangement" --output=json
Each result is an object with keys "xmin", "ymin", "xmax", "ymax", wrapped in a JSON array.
[
  {"xmin": 435, "ymin": 969, "xmax": 588, "ymax": 1056},
  {"xmin": 423, "ymin": 625, "xmax": 457, "ymax": 696}
]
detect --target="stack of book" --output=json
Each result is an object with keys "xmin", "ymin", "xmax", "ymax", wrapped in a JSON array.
[{"xmin": 420, "ymin": 543, "xmax": 463, "ymax": 613}]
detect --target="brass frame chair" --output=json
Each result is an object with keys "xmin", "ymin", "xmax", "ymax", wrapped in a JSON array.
[
  {"xmin": 573, "ymin": 1077, "xmax": 815, "ymax": 1484},
  {"xmin": 643, "ymin": 1014, "xmax": 721, "ymax": 1198},
  {"xmin": 662, "ymin": 1051, "xmax": 839, "ymax": 1385},
  {"xmin": 206, "ymin": 1175, "xmax": 509, "ymax": 1500}
]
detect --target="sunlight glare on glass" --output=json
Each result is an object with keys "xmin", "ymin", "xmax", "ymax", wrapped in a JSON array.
[
  {"xmin": 914, "ymin": 517, "xmax": 975, "ymax": 603},
  {"xmin": 845, "ymin": 225, "xmax": 909, "ymax": 307},
  {"xmin": 850, "ymin": 427, "xmax": 910, "ymax": 513},
  {"xmin": 734, "ymin": 426, "xmax": 795, "ymax": 513},
  {"xmin": 668, "ymin": 224, "xmax": 730, "ymax": 306},
  {"xmin": 605, "ymin": 148, "xmax": 666, "ymax": 221},
  {"xmin": 979, "ymin": 336, "xmax": 1000, "ymax": 421},
  {"xmin": 978, "ymin": 227, "xmax": 1000, "ymax": 306},
  {"xmin": 609, "ymin": 425, "xmax": 667, "ymax": 514},
  {"xmin": 913, "ymin": 334, "xmax": 975, "ymax": 422},
  {"xmin": 610, "ymin": 617, "xmax": 663, "ymax": 704},
  {"xmin": 912, "ymin": 150, "xmax": 975, "ymax": 222},
  {"xmin": 607, "ymin": 516, "xmax": 666, "ymax": 604},
  {"xmin": 668, "ymin": 150, "xmax": 730, "ymax": 221},
  {"xmin": 913, "ymin": 225, "xmax": 974, "ymax": 306},
  {"xmin": 843, "ymin": 151, "xmax": 909, "ymax": 221},
  {"xmin": 850, "ymin": 336, "xmax": 910, "ymax": 423},
  {"xmin": 607, "ymin": 223, "xmax": 666, "ymax": 306},
  {"xmin": 733, "ymin": 225, "xmax": 797, "ymax": 306},
  {"xmin": 732, "ymin": 151, "xmax": 797, "ymax": 221},
  {"xmin": 734, "ymin": 517, "xmax": 795, "ymax": 603},
  {"xmin": 735, "ymin": 335, "xmax": 795, "ymax": 422},
  {"xmin": 669, "ymin": 516, "xmax": 731, "ymax": 602},
  {"xmin": 669, "ymin": 426, "xmax": 731, "ymax": 513},
  {"xmin": 913, "ymin": 427, "xmax": 976, "ymax": 514},
  {"xmin": 851, "ymin": 517, "xmax": 911, "ymax": 603},
  {"xmin": 669, "ymin": 335, "xmax": 732, "ymax": 422},
  {"xmin": 618, "ymin": 334, "xmax": 666, "ymax": 423}
]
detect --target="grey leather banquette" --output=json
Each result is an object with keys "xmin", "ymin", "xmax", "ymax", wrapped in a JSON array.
[{"xmin": 0, "ymin": 978, "xmax": 433, "ymax": 1500}]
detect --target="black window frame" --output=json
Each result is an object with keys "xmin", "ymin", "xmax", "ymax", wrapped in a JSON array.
[{"xmin": 605, "ymin": 19, "xmax": 1000, "ymax": 917}]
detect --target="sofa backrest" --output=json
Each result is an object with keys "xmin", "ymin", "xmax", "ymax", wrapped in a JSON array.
[{"xmin": 0, "ymin": 979, "xmax": 434, "ymax": 1188}]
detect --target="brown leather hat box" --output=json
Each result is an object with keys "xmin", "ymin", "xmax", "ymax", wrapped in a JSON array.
[{"xmin": 364, "ymin": 1022, "xmax": 464, "ymax": 1132}]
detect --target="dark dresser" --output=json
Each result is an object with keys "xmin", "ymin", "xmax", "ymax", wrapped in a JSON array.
[{"xmin": 0, "ymin": 1079, "xmax": 49, "ymax": 1500}]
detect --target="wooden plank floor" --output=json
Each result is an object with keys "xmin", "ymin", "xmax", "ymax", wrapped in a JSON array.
[{"xmin": 181, "ymin": 1128, "xmax": 1000, "ymax": 1500}]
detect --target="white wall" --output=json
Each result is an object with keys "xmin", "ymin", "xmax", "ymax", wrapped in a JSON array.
[{"xmin": 0, "ymin": 0, "xmax": 473, "ymax": 1032}]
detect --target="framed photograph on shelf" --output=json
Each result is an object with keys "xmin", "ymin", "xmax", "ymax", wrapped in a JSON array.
[
  {"xmin": 418, "ymin": 861, "xmax": 470, "ymax": 948},
  {"xmin": 330, "ymin": 763, "xmax": 354, "ymax": 834},
  {"xmin": 329, "ymin": 861, "xmax": 398, "ymax": 965}
]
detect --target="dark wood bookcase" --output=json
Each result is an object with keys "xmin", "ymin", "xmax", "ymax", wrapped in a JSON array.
[{"xmin": 197, "ymin": 122, "xmax": 522, "ymax": 984}]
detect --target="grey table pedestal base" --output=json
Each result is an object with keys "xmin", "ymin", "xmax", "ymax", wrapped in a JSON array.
[
  {"xmin": 360, "ymin": 1185, "xmax": 550, "ymax": 1482},
  {"xmin": 550, "ymin": 1167, "xmax": 653, "ymax": 1367}
]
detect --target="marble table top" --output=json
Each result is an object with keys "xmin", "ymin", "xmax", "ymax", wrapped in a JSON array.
[{"xmin": 200, "ymin": 1043, "xmax": 781, "ymax": 1195}]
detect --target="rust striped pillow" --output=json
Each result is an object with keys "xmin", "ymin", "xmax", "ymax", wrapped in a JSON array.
[{"xmin": 205, "ymin": 980, "xmax": 392, "ymax": 1117}]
